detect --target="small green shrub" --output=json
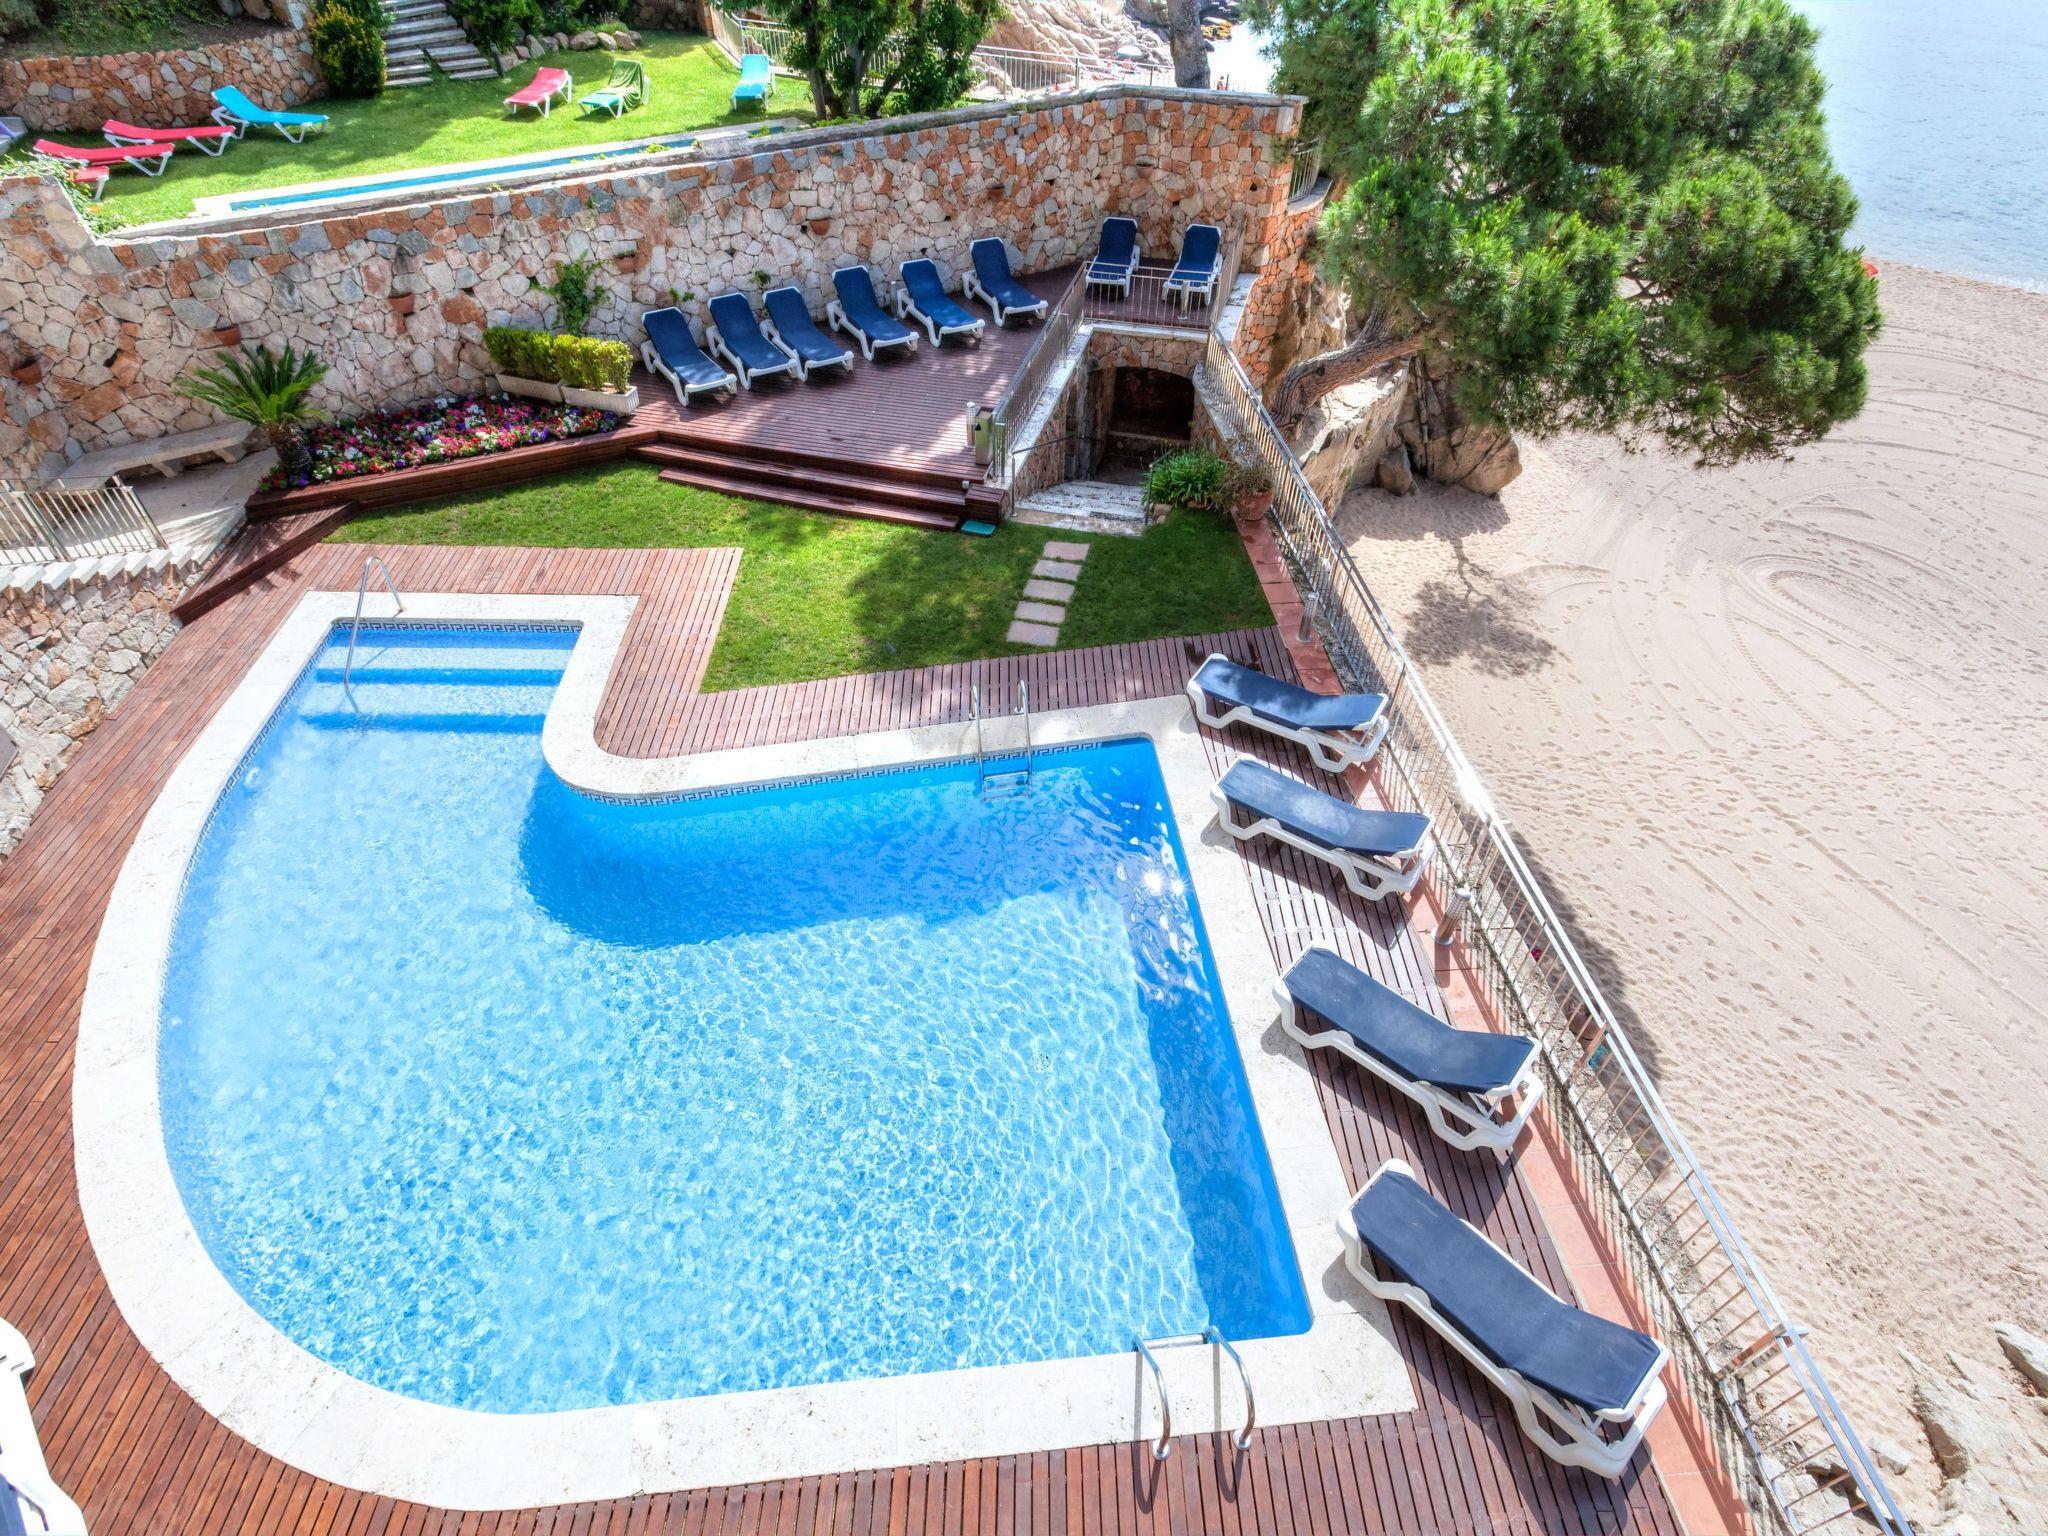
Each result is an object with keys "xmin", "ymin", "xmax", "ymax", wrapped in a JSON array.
[
  {"xmin": 445, "ymin": 0, "xmax": 541, "ymax": 50},
  {"xmin": 1144, "ymin": 448, "xmax": 1232, "ymax": 512},
  {"xmin": 308, "ymin": 1, "xmax": 387, "ymax": 97},
  {"xmin": 553, "ymin": 335, "xmax": 632, "ymax": 392},
  {"xmin": 485, "ymin": 326, "xmax": 560, "ymax": 383}
]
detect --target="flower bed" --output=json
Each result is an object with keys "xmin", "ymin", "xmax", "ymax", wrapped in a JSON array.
[{"xmin": 260, "ymin": 394, "xmax": 621, "ymax": 491}]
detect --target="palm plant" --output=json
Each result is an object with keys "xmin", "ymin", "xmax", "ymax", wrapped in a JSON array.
[{"xmin": 176, "ymin": 343, "xmax": 330, "ymax": 477}]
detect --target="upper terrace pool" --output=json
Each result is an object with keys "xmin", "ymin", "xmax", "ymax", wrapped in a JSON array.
[{"xmin": 158, "ymin": 625, "xmax": 1309, "ymax": 1413}]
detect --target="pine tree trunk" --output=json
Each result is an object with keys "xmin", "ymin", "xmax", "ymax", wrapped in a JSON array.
[
  {"xmin": 1270, "ymin": 332, "xmax": 1426, "ymax": 431},
  {"xmin": 1167, "ymin": 0, "xmax": 1209, "ymax": 89}
]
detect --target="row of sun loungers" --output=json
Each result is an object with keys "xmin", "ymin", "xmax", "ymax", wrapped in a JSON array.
[
  {"xmin": 29, "ymin": 87, "xmax": 328, "ymax": 199},
  {"xmin": 643, "ymin": 252, "xmax": 1040, "ymax": 402},
  {"xmin": 1190, "ymin": 653, "xmax": 1668, "ymax": 1479},
  {"xmin": 506, "ymin": 62, "xmax": 647, "ymax": 118}
]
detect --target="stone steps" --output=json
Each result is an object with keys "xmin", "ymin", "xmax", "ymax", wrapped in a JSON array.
[
  {"xmin": 1012, "ymin": 479, "xmax": 1150, "ymax": 537},
  {"xmin": 379, "ymin": 0, "xmax": 499, "ymax": 86}
]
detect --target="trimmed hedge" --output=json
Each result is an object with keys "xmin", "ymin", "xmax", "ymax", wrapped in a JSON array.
[{"xmin": 485, "ymin": 326, "xmax": 633, "ymax": 392}]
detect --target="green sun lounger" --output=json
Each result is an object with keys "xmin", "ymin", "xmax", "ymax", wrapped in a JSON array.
[{"xmin": 579, "ymin": 59, "xmax": 647, "ymax": 118}]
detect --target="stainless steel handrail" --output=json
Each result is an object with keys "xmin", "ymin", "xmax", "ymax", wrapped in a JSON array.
[
  {"xmin": 1205, "ymin": 1325, "xmax": 1256, "ymax": 1450},
  {"xmin": 1132, "ymin": 1335, "xmax": 1179, "ymax": 1460},
  {"xmin": 1133, "ymin": 1329, "xmax": 1255, "ymax": 1459},
  {"xmin": 341, "ymin": 554, "xmax": 405, "ymax": 705}
]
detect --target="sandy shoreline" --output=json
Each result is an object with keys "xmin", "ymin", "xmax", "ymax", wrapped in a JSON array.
[{"xmin": 1334, "ymin": 261, "xmax": 2048, "ymax": 1507}]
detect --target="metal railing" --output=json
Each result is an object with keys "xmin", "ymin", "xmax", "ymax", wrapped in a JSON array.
[
  {"xmin": 341, "ymin": 554, "xmax": 405, "ymax": 706},
  {"xmin": 986, "ymin": 229, "xmax": 1246, "ymax": 485},
  {"xmin": 1198, "ymin": 331, "xmax": 1911, "ymax": 1536},
  {"xmin": 0, "ymin": 477, "xmax": 165, "ymax": 565},
  {"xmin": 1286, "ymin": 138, "xmax": 1323, "ymax": 201},
  {"xmin": 709, "ymin": 8, "xmax": 1082, "ymax": 98}
]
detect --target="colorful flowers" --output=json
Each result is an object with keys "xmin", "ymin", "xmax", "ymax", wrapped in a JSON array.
[{"xmin": 261, "ymin": 395, "xmax": 621, "ymax": 491}]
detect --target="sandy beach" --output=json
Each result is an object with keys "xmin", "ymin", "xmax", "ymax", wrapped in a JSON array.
[{"xmin": 1335, "ymin": 262, "xmax": 2048, "ymax": 1501}]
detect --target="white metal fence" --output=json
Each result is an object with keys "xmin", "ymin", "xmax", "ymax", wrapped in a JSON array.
[
  {"xmin": 709, "ymin": 7, "xmax": 1086, "ymax": 98},
  {"xmin": 1198, "ymin": 331, "xmax": 1911, "ymax": 1536},
  {"xmin": 0, "ymin": 478, "xmax": 165, "ymax": 565}
]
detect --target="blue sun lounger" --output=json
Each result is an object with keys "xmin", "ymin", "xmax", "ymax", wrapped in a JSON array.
[
  {"xmin": 761, "ymin": 287, "xmax": 856, "ymax": 381},
  {"xmin": 1213, "ymin": 757, "xmax": 1432, "ymax": 901},
  {"xmin": 1086, "ymin": 216, "xmax": 1140, "ymax": 297},
  {"xmin": 640, "ymin": 308, "xmax": 737, "ymax": 402},
  {"xmin": 1275, "ymin": 948, "xmax": 1542, "ymax": 1150},
  {"xmin": 826, "ymin": 266, "xmax": 919, "ymax": 360},
  {"xmin": 706, "ymin": 293, "xmax": 798, "ymax": 390},
  {"xmin": 896, "ymin": 259, "xmax": 986, "ymax": 346},
  {"xmin": 1164, "ymin": 222, "xmax": 1223, "ymax": 309},
  {"xmin": 1338, "ymin": 1162, "xmax": 1669, "ymax": 1477},
  {"xmin": 732, "ymin": 53, "xmax": 774, "ymax": 106},
  {"xmin": 1187, "ymin": 652, "xmax": 1390, "ymax": 772},
  {"xmin": 210, "ymin": 86, "xmax": 328, "ymax": 143},
  {"xmin": 962, "ymin": 237, "xmax": 1048, "ymax": 326}
]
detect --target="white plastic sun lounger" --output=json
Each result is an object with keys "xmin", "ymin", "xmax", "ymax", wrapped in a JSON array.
[
  {"xmin": 1212, "ymin": 757, "xmax": 1432, "ymax": 901},
  {"xmin": 1338, "ymin": 1162, "xmax": 1669, "ymax": 1477},
  {"xmin": 0, "ymin": 1321, "xmax": 86, "ymax": 1535},
  {"xmin": 1275, "ymin": 947, "xmax": 1542, "ymax": 1151},
  {"xmin": 1187, "ymin": 652, "xmax": 1390, "ymax": 773}
]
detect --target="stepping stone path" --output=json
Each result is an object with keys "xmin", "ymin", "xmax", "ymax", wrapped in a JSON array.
[{"xmin": 1005, "ymin": 540, "xmax": 1090, "ymax": 647}]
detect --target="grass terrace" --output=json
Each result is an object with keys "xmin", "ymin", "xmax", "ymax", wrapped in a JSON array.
[
  {"xmin": 331, "ymin": 465, "xmax": 1274, "ymax": 689},
  {"xmin": 0, "ymin": 32, "xmax": 811, "ymax": 226}
]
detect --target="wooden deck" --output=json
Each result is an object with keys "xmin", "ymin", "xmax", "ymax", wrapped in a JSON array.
[{"xmin": 0, "ymin": 542, "xmax": 1695, "ymax": 1536}]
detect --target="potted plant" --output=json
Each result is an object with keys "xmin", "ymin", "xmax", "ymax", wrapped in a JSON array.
[
  {"xmin": 553, "ymin": 334, "xmax": 639, "ymax": 414},
  {"xmin": 175, "ymin": 341, "xmax": 329, "ymax": 479},
  {"xmin": 486, "ymin": 326, "xmax": 563, "ymax": 403},
  {"xmin": 1229, "ymin": 458, "xmax": 1275, "ymax": 525}
]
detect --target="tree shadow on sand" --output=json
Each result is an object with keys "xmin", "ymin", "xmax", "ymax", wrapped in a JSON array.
[
  {"xmin": 1338, "ymin": 483, "xmax": 1557, "ymax": 678},
  {"xmin": 1507, "ymin": 833, "xmax": 1668, "ymax": 1086}
]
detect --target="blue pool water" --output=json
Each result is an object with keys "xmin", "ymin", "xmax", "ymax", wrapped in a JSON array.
[
  {"xmin": 225, "ymin": 135, "xmax": 699, "ymax": 212},
  {"xmin": 160, "ymin": 626, "xmax": 1309, "ymax": 1414}
]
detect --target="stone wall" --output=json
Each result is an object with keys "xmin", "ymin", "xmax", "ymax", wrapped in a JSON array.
[
  {"xmin": 0, "ymin": 26, "xmax": 323, "ymax": 133},
  {"xmin": 1, "ymin": 565, "xmax": 189, "ymax": 861},
  {"xmin": 0, "ymin": 86, "xmax": 1300, "ymax": 480},
  {"xmin": 1230, "ymin": 180, "xmax": 1325, "ymax": 389}
]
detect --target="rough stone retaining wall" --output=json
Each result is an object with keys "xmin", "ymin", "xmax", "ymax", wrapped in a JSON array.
[
  {"xmin": 0, "ymin": 87, "xmax": 1301, "ymax": 480},
  {"xmin": 0, "ymin": 26, "xmax": 323, "ymax": 133},
  {"xmin": 0, "ymin": 565, "xmax": 190, "ymax": 860}
]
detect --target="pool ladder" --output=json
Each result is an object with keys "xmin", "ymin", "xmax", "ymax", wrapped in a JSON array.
[
  {"xmin": 971, "ymin": 679, "xmax": 1033, "ymax": 797},
  {"xmin": 341, "ymin": 554, "xmax": 405, "ymax": 708},
  {"xmin": 1133, "ymin": 1326, "xmax": 1257, "ymax": 1460}
]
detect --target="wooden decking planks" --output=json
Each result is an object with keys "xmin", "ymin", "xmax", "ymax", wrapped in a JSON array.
[{"xmin": 0, "ymin": 542, "xmax": 1687, "ymax": 1536}]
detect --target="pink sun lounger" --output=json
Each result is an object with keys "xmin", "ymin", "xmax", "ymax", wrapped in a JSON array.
[
  {"xmin": 103, "ymin": 118, "xmax": 235, "ymax": 156},
  {"xmin": 505, "ymin": 67, "xmax": 574, "ymax": 116},
  {"xmin": 31, "ymin": 138, "xmax": 174, "ymax": 180}
]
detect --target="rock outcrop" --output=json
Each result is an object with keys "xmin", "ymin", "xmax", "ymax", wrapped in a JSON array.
[
  {"xmin": 985, "ymin": 0, "xmax": 1169, "ymax": 74},
  {"xmin": 1904, "ymin": 1333, "xmax": 2048, "ymax": 1536},
  {"xmin": 1290, "ymin": 370, "xmax": 1406, "ymax": 508}
]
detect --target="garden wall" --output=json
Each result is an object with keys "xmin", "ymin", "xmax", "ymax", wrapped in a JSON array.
[
  {"xmin": 0, "ymin": 86, "xmax": 1302, "ymax": 480},
  {"xmin": 0, "ymin": 563, "xmax": 190, "ymax": 861},
  {"xmin": 0, "ymin": 24, "xmax": 323, "ymax": 133}
]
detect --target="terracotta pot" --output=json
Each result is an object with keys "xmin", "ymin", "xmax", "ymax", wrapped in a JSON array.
[{"xmin": 1235, "ymin": 489, "xmax": 1274, "ymax": 525}]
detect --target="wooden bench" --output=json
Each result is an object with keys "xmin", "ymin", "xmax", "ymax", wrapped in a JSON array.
[{"xmin": 50, "ymin": 422, "xmax": 254, "ymax": 492}]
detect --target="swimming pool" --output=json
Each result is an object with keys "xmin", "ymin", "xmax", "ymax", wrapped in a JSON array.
[
  {"xmin": 218, "ymin": 136, "xmax": 701, "ymax": 213},
  {"xmin": 157, "ymin": 625, "xmax": 1311, "ymax": 1415}
]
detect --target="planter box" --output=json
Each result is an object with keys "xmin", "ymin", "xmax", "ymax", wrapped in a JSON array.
[
  {"xmin": 561, "ymin": 383, "xmax": 639, "ymax": 415},
  {"xmin": 495, "ymin": 372, "xmax": 563, "ymax": 403}
]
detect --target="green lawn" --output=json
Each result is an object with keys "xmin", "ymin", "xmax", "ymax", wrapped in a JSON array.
[
  {"xmin": 332, "ymin": 466, "xmax": 1273, "ymax": 691},
  {"xmin": 2, "ymin": 32, "xmax": 810, "ymax": 228}
]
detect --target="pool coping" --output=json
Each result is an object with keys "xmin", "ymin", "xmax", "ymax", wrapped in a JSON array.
[{"xmin": 74, "ymin": 590, "xmax": 1416, "ymax": 1511}]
